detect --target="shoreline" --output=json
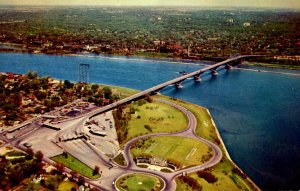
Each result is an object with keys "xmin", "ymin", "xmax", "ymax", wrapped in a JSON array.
[
  {"xmin": 0, "ymin": 50, "xmax": 209, "ymax": 66},
  {"xmin": 206, "ymin": 109, "xmax": 261, "ymax": 191},
  {"xmin": 1, "ymin": 50, "xmax": 300, "ymax": 76}
]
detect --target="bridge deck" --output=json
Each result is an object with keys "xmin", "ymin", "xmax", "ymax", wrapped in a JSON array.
[{"xmin": 88, "ymin": 55, "xmax": 259, "ymax": 117}]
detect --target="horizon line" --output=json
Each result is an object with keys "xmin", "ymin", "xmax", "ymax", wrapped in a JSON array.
[{"xmin": 0, "ymin": 4, "xmax": 299, "ymax": 10}]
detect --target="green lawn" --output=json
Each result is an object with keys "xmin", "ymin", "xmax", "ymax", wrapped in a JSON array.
[
  {"xmin": 107, "ymin": 85, "xmax": 139, "ymax": 99},
  {"xmin": 116, "ymin": 173, "xmax": 164, "ymax": 191},
  {"xmin": 51, "ymin": 153, "xmax": 100, "ymax": 179},
  {"xmin": 131, "ymin": 136, "xmax": 212, "ymax": 167},
  {"xmin": 57, "ymin": 180, "xmax": 78, "ymax": 191},
  {"xmin": 156, "ymin": 96, "xmax": 219, "ymax": 144},
  {"xmin": 126, "ymin": 101, "xmax": 188, "ymax": 141}
]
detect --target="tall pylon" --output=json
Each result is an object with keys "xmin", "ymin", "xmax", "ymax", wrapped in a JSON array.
[{"xmin": 78, "ymin": 63, "xmax": 90, "ymax": 83}]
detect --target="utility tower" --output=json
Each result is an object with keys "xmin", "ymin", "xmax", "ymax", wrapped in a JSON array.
[{"xmin": 78, "ymin": 63, "xmax": 90, "ymax": 83}]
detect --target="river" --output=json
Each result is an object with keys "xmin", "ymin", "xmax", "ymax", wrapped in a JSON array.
[{"xmin": 1, "ymin": 52, "xmax": 300, "ymax": 190}]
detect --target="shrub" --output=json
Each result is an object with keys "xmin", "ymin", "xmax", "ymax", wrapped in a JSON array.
[{"xmin": 197, "ymin": 170, "xmax": 218, "ymax": 183}]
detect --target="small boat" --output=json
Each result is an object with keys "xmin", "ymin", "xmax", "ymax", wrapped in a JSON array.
[{"xmin": 179, "ymin": 71, "xmax": 188, "ymax": 75}]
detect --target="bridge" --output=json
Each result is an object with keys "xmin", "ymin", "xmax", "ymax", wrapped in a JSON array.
[{"xmin": 88, "ymin": 54, "xmax": 261, "ymax": 118}]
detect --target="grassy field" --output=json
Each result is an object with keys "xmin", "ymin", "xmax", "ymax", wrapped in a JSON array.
[
  {"xmin": 51, "ymin": 153, "xmax": 100, "ymax": 179},
  {"xmin": 175, "ymin": 159, "xmax": 246, "ymax": 191},
  {"xmin": 106, "ymin": 85, "xmax": 139, "ymax": 98},
  {"xmin": 116, "ymin": 173, "xmax": 164, "ymax": 191},
  {"xmin": 131, "ymin": 136, "xmax": 212, "ymax": 167},
  {"xmin": 57, "ymin": 181, "xmax": 78, "ymax": 191},
  {"xmin": 156, "ymin": 96, "xmax": 256, "ymax": 191},
  {"xmin": 156, "ymin": 96, "xmax": 218, "ymax": 143},
  {"xmin": 125, "ymin": 101, "xmax": 188, "ymax": 141}
]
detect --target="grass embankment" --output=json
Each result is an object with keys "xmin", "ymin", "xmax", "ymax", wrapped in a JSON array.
[
  {"xmin": 105, "ymin": 85, "xmax": 139, "ymax": 99},
  {"xmin": 131, "ymin": 136, "xmax": 212, "ymax": 167},
  {"xmin": 116, "ymin": 173, "xmax": 164, "ymax": 191},
  {"xmin": 156, "ymin": 96, "xmax": 257, "ymax": 191},
  {"xmin": 51, "ymin": 153, "xmax": 100, "ymax": 179},
  {"xmin": 245, "ymin": 62, "xmax": 300, "ymax": 70},
  {"xmin": 124, "ymin": 101, "xmax": 188, "ymax": 142}
]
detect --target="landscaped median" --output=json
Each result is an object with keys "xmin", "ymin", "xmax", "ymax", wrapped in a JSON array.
[
  {"xmin": 115, "ymin": 173, "xmax": 165, "ymax": 191},
  {"xmin": 51, "ymin": 153, "xmax": 100, "ymax": 179}
]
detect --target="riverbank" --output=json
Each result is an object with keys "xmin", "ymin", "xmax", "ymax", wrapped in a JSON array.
[
  {"xmin": 206, "ymin": 109, "xmax": 261, "ymax": 191},
  {"xmin": 244, "ymin": 61, "xmax": 300, "ymax": 70},
  {"xmin": 1, "ymin": 46, "xmax": 299, "ymax": 70}
]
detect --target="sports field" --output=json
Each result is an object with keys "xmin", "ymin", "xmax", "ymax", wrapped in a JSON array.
[{"xmin": 131, "ymin": 136, "xmax": 213, "ymax": 167}]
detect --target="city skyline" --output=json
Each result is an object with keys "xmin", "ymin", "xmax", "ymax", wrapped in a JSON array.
[{"xmin": 0, "ymin": 0, "xmax": 300, "ymax": 9}]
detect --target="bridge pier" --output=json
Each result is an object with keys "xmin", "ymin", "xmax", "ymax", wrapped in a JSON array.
[
  {"xmin": 233, "ymin": 59, "xmax": 242, "ymax": 66},
  {"xmin": 175, "ymin": 82, "xmax": 183, "ymax": 89},
  {"xmin": 193, "ymin": 75, "xmax": 201, "ymax": 82},
  {"xmin": 225, "ymin": 64, "xmax": 232, "ymax": 70},
  {"xmin": 211, "ymin": 69, "xmax": 218, "ymax": 76}
]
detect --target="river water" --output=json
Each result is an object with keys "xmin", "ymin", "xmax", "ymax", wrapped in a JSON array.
[{"xmin": 1, "ymin": 52, "xmax": 300, "ymax": 189}]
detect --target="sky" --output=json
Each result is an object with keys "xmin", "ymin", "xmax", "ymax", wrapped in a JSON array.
[{"xmin": 0, "ymin": 0, "xmax": 300, "ymax": 9}]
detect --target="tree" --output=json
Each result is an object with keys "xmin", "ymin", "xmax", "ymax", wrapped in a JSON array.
[
  {"xmin": 27, "ymin": 71, "xmax": 38, "ymax": 79},
  {"xmin": 55, "ymin": 162, "xmax": 65, "ymax": 174},
  {"xmin": 10, "ymin": 165, "xmax": 24, "ymax": 186},
  {"xmin": 70, "ymin": 170, "xmax": 78, "ymax": 180},
  {"xmin": 34, "ymin": 150, "xmax": 44, "ymax": 163},
  {"xmin": 63, "ymin": 80, "xmax": 73, "ymax": 89},
  {"xmin": 63, "ymin": 151, "xmax": 68, "ymax": 158},
  {"xmin": 78, "ymin": 175, "xmax": 85, "ymax": 185},
  {"xmin": 179, "ymin": 176, "xmax": 202, "ymax": 190},
  {"xmin": 93, "ymin": 165, "xmax": 100, "ymax": 176},
  {"xmin": 25, "ymin": 148, "xmax": 34, "ymax": 160},
  {"xmin": 91, "ymin": 84, "xmax": 99, "ymax": 93},
  {"xmin": 197, "ymin": 170, "xmax": 218, "ymax": 183},
  {"xmin": 103, "ymin": 86, "xmax": 112, "ymax": 99}
]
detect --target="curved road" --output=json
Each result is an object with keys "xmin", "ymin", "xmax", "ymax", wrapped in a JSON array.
[{"xmin": 113, "ymin": 98, "xmax": 222, "ymax": 191}]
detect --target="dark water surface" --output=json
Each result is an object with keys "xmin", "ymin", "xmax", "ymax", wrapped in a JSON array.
[{"xmin": 1, "ymin": 53, "xmax": 300, "ymax": 189}]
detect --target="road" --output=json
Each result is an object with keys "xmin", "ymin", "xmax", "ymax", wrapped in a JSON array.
[
  {"xmin": 118, "ymin": 98, "xmax": 222, "ymax": 190},
  {"xmin": 73, "ymin": 98, "xmax": 223, "ymax": 191}
]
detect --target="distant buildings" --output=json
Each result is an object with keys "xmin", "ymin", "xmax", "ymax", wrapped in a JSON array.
[{"xmin": 243, "ymin": 22, "xmax": 251, "ymax": 27}]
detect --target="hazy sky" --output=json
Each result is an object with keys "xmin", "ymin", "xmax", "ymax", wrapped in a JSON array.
[{"xmin": 0, "ymin": 0, "xmax": 300, "ymax": 8}]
